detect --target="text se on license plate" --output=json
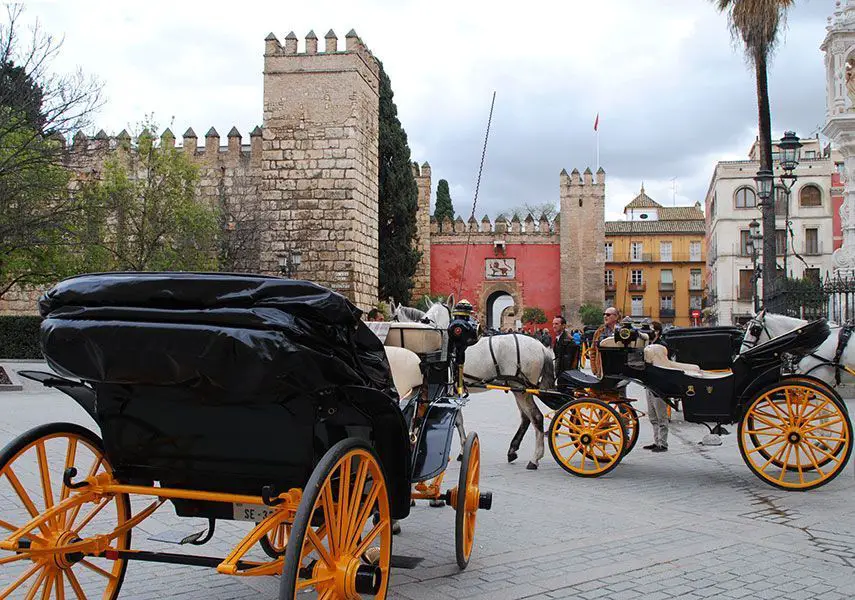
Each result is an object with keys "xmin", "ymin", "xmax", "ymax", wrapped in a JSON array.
[{"xmin": 233, "ymin": 503, "xmax": 276, "ymax": 522}]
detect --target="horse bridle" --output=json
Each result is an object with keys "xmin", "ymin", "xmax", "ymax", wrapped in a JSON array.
[{"xmin": 742, "ymin": 312, "xmax": 772, "ymax": 349}]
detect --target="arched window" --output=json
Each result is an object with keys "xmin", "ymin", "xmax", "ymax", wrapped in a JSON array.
[
  {"xmin": 799, "ymin": 185, "xmax": 822, "ymax": 207},
  {"xmin": 734, "ymin": 187, "xmax": 756, "ymax": 209}
]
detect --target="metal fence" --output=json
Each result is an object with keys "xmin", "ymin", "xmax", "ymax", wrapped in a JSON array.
[{"xmin": 765, "ymin": 274, "xmax": 855, "ymax": 323}]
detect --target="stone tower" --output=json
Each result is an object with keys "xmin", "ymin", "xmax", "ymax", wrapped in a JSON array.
[
  {"xmin": 411, "ymin": 161, "xmax": 432, "ymax": 300},
  {"xmin": 560, "ymin": 167, "xmax": 606, "ymax": 324},
  {"xmin": 261, "ymin": 30, "xmax": 380, "ymax": 309}
]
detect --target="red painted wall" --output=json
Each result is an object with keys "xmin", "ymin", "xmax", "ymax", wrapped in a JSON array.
[
  {"xmin": 431, "ymin": 243, "xmax": 562, "ymax": 329},
  {"xmin": 833, "ymin": 172, "xmax": 843, "ymax": 251}
]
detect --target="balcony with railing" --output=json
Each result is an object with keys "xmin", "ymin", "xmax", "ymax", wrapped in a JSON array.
[
  {"xmin": 628, "ymin": 282, "xmax": 646, "ymax": 292},
  {"xmin": 689, "ymin": 280, "xmax": 704, "ymax": 291},
  {"xmin": 607, "ymin": 253, "xmax": 704, "ymax": 263},
  {"xmin": 659, "ymin": 308, "xmax": 675, "ymax": 318},
  {"xmin": 604, "ymin": 282, "xmax": 616, "ymax": 292},
  {"xmin": 658, "ymin": 281, "xmax": 675, "ymax": 291}
]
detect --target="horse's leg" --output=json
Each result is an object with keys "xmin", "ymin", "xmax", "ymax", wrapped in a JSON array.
[
  {"xmin": 520, "ymin": 392, "xmax": 545, "ymax": 470},
  {"xmin": 508, "ymin": 396, "xmax": 531, "ymax": 464},
  {"xmin": 454, "ymin": 410, "xmax": 466, "ymax": 461}
]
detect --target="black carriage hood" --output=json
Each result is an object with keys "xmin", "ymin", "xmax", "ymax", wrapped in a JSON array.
[{"xmin": 38, "ymin": 272, "xmax": 395, "ymax": 401}]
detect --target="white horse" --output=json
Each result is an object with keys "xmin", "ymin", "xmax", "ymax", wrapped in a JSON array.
[
  {"xmin": 391, "ymin": 296, "xmax": 556, "ymax": 470},
  {"xmin": 741, "ymin": 309, "xmax": 855, "ymax": 388}
]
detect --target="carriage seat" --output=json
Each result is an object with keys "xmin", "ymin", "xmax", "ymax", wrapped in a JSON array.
[
  {"xmin": 599, "ymin": 334, "xmax": 648, "ymax": 349},
  {"xmin": 383, "ymin": 346, "xmax": 423, "ymax": 401},
  {"xmin": 643, "ymin": 344, "xmax": 731, "ymax": 379},
  {"xmin": 560, "ymin": 369, "xmax": 600, "ymax": 387},
  {"xmin": 368, "ymin": 322, "xmax": 444, "ymax": 354}
]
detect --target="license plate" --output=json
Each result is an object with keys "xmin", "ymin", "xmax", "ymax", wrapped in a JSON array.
[{"xmin": 233, "ymin": 503, "xmax": 276, "ymax": 523}]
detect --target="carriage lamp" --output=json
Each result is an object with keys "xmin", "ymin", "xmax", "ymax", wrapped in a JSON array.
[
  {"xmin": 778, "ymin": 131, "xmax": 802, "ymax": 176},
  {"xmin": 754, "ymin": 169, "xmax": 773, "ymax": 207},
  {"xmin": 277, "ymin": 250, "xmax": 302, "ymax": 277}
]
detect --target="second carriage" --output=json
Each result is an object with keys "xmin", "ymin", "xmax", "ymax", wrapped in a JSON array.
[{"xmin": 536, "ymin": 319, "xmax": 852, "ymax": 491}]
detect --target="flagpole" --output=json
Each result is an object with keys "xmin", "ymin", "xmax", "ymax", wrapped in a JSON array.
[{"xmin": 596, "ymin": 129, "xmax": 600, "ymax": 172}]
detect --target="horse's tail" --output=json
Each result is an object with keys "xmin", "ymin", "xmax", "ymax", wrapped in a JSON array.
[{"xmin": 539, "ymin": 344, "xmax": 555, "ymax": 390}]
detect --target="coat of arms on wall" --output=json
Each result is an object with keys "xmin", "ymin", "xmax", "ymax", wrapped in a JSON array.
[{"xmin": 486, "ymin": 258, "xmax": 515, "ymax": 279}]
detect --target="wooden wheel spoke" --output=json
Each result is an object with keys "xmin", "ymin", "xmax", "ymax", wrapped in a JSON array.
[
  {"xmin": 353, "ymin": 521, "xmax": 384, "ymax": 558},
  {"xmin": 764, "ymin": 398, "xmax": 791, "ymax": 422},
  {"xmin": 24, "ymin": 568, "xmax": 49, "ymax": 600},
  {"xmin": 777, "ymin": 444, "xmax": 794, "ymax": 481},
  {"xmin": 0, "ymin": 518, "xmax": 18, "ymax": 532},
  {"xmin": 306, "ymin": 526, "xmax": 335, "ymax": 569},
  {"xmin": 295, "ymin": 574, "xmax": 335, "ymax": 591},
  {"xmin": 749, "ymin": 413, "xmax": 786, "ymax": 430},
  {"xmin": 801, "ymin": 398, "xmax": 832, "ymax": 423},
  {"xmin": 799, "ymin": 442, "xmax": 826, "ymax": 476},
  {"xmin": 0, "ymin": 562, "xmax": 43, "ymax": 600},
  {"xmin": 59, "ymin": 439, "xmax": 79, "ymax": 527},
  {"xmin": 4, "ymin": 467, "xmax": 49, "ymax": 533},
  {"xmin": 79, "ymin": 558, "xmax": 117, "ymax": 581},
  {"xmin": 65, "ymin": 571, "xmax": 86, "ymax": 600},
  {"xmin": 758, "ymin": 443, "xmax": 789, "ymax": 472},
  {"xmin": 746, "ymin": 436, "xmax": 786, "ymax": 454},
  {"xmin": 53, "ymin": 571, "xmax": 64, "ymax": 600},
  {"xmin": 0, "ymin": 553, "xmax": 29, "ymax": 566},
  {"xmin": 556, "ymin": 440, "xmax": 579, "ymax": 450},
  {"xmin": 39, "ymin": 573, "xmax": 54, "ymax": 600},
  {"xmin": 320, "ymin": 482, "xmax": 339, "ymax": 556},
  {"xmin": 300, "ymin": 525, "xmax": 327, "ymax": 562},
  {"xmin": 343, "ymin": 459, "xmax": 370, "ymax": 549},
  {"xmin": 804, "ymin": 434, "xmax": 846, "ymax": 443},
  {"xmin": 803, "ymin": 418, "xmax": 844, "ymax": 434},
  {"xmin": 72, "ymin": 497, "xmax": 110, "ymax": 533},
  {"xmin": 35, "ymin": 442, "xmax": 55, "ymax": 522},
  {"xmin": 336, "ymin": 458, "xmax": 351, "ymax": 555},
  {"xmin": 558, "ymin": 416, "xmax": 583, "ymax": 433},
  {"xmin": 345, "ymin": 480, "xmax": 381, "ymax": 550}
]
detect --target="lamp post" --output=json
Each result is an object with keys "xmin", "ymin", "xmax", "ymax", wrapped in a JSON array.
[
  {"xmin": 746, "ymin": 218, "xmax": 763, "ymax": 313},
  {"xmin": 777, "ymin": 131, "xmax": 802, "ymax": 280},
  {"xmin": 277, "ymin": 249, "xmax": 302, "ymax": 278}
]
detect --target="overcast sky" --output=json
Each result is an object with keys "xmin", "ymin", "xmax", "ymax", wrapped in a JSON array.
[{"xmin": 22, "ymin": 0, "xmax": 834, "ymax": 220}]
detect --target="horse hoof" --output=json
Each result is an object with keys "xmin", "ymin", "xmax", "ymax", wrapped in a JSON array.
[
  {"xmin": 508, "ymin": 452, "xmax": 518, "ymax": 463},
  {"xmin": 429, "ymin": 499, "xmax": 446, "ymax": 508},
  {"xmin": 526, "ymin": 462, "xmax": 538, "ymax": 470},
  {"xmin": 392, "ymin": 521, "xmax": 402, "ymax": 535},
  {"xmin": 456, "ymin": 453, "xmax": 463, "ymax": 462}
]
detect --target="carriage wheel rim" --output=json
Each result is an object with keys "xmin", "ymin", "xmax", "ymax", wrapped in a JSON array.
[
  {"xmin": 0, "ymin": 428, "xmax": 129, "ymax": 600},
  {"xmin": 550, "ymin": 401, "xmax": 625, "ymax": 475},
  {"xmin": 461, "ymin": 436, "xmax": 480, "ymax": 562},
  {"xmin": 291, "ymin": 447, "xmax": 391, "ymax": 598},
  {"xmin": 740, "ymin": 384, "xmax": 852, "ymax": 490}
]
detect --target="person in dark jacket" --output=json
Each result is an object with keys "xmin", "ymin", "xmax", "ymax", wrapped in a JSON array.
[{"xmin": 551, "ymin": 315, "xmax": 577, "ymax": 379}]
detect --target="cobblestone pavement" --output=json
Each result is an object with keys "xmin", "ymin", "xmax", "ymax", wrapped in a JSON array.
[{"xmin": 2, "ymin": 362, "xmax": 855, "ymax": 599}]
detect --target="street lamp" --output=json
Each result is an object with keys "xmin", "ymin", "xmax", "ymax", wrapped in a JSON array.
[
  {"xmin": 746, "ymin": 218, "xmax": 762, "ymax": 313},
  {"xmin": 753, "ymin": 169, "xmax": 774, "ymax": 207},
  {"xmin": 277, "ymin": 250, "xmax": 302, "ymax": 278},
  {"xmin": 777, "ymin": 131, "xmax": 801, "ymax": 279}
]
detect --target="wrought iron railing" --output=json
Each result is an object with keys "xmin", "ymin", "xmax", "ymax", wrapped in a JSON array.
[{"xmin": 764, "ymin": 274, "xmax": 855, "ymax": 323}]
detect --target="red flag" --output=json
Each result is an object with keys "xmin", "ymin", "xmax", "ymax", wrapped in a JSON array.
[{"xmin": 594, "ymin": 113, "xmax": 599, "ymax": 132}]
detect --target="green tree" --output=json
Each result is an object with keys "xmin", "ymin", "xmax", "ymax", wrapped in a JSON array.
[
  {"xmin": 579, "ymin": 303, "xmax": 603, "ymax": 328},
  {"xmin": 0, "ymin": 5, "xmax": 102, "ymax": 299},
  {"xmin": 75, "ymin": 124, "xmax": 220, "ymax": 271},
  {"xmin": 714, "ymin": 0, "xmax": 794, "ymax": 302},
  {"xmin": 434, "ymin": 179, "xmax": 455, "ymax": 224},
  {"xmin": 378, "ymin": 61, "xmax": 420, "ymax": 305},
  {"xmin": 521, "ymin": 306, "xmax": 548, "ymax": 325}
]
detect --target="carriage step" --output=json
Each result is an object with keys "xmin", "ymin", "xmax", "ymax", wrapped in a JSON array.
[
  {"xmin": 148, "ymin": 527, "xmax": 209, "ymax": 545},
  {"xmin": 391, "ymin": 555, "xmax": 424, "ymax": 569}
]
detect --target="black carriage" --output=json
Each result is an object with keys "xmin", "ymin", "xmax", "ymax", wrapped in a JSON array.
[
  {"xmin": 0, "ymin": 273, "xmax": 490, "ymax": 600},
  {"xmin": 542, "ymin": 320, "xmax": 852, "ymax": 490}
]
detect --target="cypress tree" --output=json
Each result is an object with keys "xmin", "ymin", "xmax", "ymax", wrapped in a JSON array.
[
  {"xmin": 434, "ymin": 179, "xmax": 455, "ymax": 223},
  {"xmin": 377, "ymin": 61, "xmax": 420, "ymax": 305}
]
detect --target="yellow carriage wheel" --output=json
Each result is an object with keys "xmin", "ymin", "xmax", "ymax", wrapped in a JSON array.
[
  {"xmin": 745, "ymin": 376, "xmax": 847, "ymax": 472},
  {"xmin": 738, "ymin": 381, "xmax": 853, "ymax": 491},
  {"xmin": 453, "ymin": 433, "xmax": 483, "ymax": 570},
  {"xmin": 613, "ymin": 403, "xmax": 639, "ymax": 455},
  {"xmin": 0, "ymin": 423, "xmax": 130, "ymax": 600},
  {"xmin": 281, "ymin": 438, "xmax": 392, "ymax": 600},
  {"xmin": 260, "ymin": 522, "xmax": 291, "ymax": 558},
  {"xmin": 548, "ymin": 399, "xmax": 626, "ymax": 477}
]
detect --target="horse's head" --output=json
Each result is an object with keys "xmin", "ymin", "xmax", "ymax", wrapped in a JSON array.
[
  {"xmin": 423, "ymin": 293, "xmax": 453, "ymax": 329},
  {"xmin": 740, "ymin": 309, "xmax": 768, "ymax": 352}
]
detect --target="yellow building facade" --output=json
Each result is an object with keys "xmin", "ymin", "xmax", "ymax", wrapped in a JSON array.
[{"xmin": 604, "ymin": 188, "xmax": 706, "ymax": 327}]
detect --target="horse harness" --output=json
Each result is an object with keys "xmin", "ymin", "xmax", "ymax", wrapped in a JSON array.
[
  {"xmin": 803, "ymin": 324, "xmax": 855, "ymax": 386},
  {"xmin": 466, "ymin": 333, "xmax": 535, "ymax": 389}
]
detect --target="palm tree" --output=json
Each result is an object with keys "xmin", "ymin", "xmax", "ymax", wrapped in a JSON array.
[{"xmin": 714, "ymin": 0, "xmax": 795, "ymax": 304}]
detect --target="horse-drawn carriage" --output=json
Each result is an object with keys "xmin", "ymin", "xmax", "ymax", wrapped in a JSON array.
[
  {"xmin": 0, "ymin": 273, "xmax": 491, "ymax": 600},
  {"xmin": 534, "ymin": 319, "xmax": 852, "ymax": 491}
]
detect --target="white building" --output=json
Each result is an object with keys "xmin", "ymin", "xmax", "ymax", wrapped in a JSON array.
[{"xmin": 705, "ymin": 136, "xmax": 838, "ymax": 326}]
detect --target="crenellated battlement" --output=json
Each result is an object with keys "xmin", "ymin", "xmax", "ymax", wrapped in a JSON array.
[
  {"xmin": 430, "ymin": 213, "xmax": 558, "ymax": 238},
  {"xmin": 263, "ymin": 29, "xmax": 379, "ymax": 81}
]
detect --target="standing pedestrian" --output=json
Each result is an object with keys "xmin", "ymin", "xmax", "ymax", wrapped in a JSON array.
[{"xmin": 643, "ymin": 321, "xmax": 670, "ymax": 452}]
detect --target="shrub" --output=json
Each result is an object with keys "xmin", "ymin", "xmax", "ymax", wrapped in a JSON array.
[{"xmin": 0, "ymin": 316, "xmax": 43, "ymax": 359}]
